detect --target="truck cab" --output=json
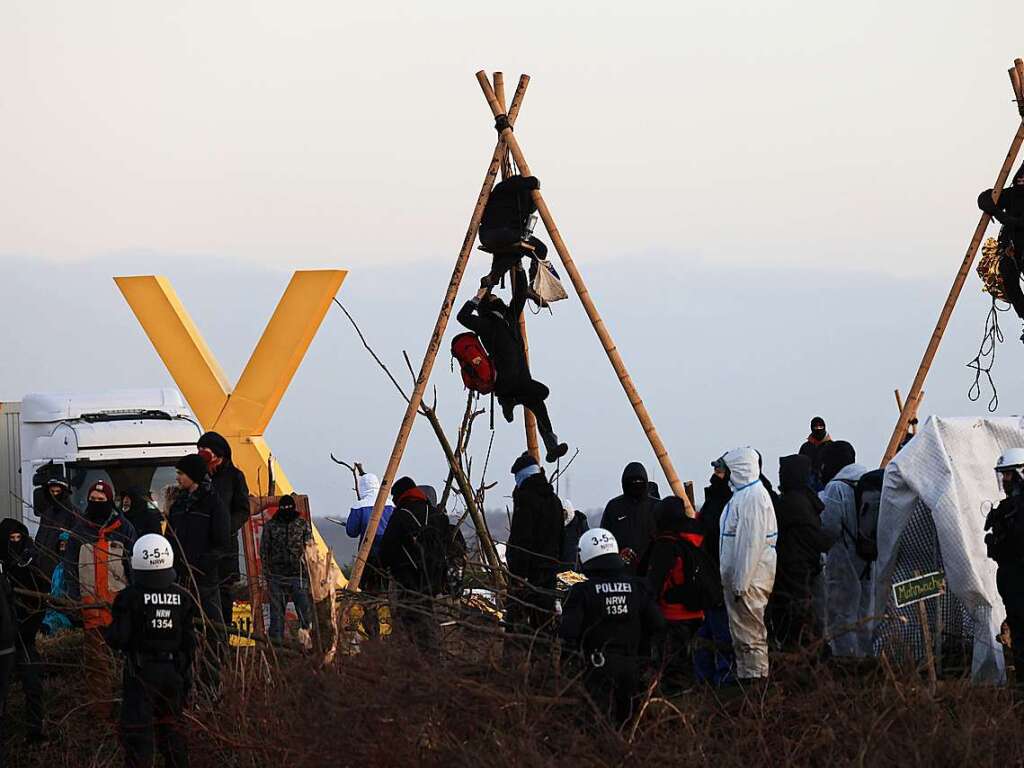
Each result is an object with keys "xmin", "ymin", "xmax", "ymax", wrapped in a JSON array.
[{"xmin": 18, "ymin": 389, "xmax": 202, "ymax": 526}]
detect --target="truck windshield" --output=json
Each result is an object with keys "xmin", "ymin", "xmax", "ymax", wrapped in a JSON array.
[{"xmin": 67, "ymin": 461, "xmax": 180, "ymax": 512}]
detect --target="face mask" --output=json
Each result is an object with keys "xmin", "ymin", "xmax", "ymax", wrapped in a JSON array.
[{"xmin": 86, "ymin": 499, "xmax": 114, "ymax": 522}]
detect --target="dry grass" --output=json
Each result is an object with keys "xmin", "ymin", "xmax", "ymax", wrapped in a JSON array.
[{"xmin": 7, "ymin": 624, "xmax": 1024, "ymax": 768}]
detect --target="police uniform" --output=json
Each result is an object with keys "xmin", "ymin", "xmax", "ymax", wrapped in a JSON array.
[
  {"xmin": 560, "ymin": 537, "xmax": 664, "ymax": 725},
  {"xmin": 104, "ymin": 535, "xmax": 196, "ymax": 768},
  {"xmin": 986, "ymin": 493, "xmax": 1024, "ymax": 685}
]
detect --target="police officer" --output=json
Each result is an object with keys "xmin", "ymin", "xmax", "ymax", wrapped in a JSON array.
[
  {"xmin": 985, "ymin": 448, "xmax": 1024, "ymax": 688},
  {"xmin": 104, "ymin": 534, "xmax": 197, "ymax": 768},
  {"xmin": 559, "ymin": 528, "xmax": 664, "ymax": 725}
]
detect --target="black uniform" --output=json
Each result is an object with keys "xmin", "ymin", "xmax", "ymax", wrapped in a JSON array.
[
  {"xmin": 32, "ymin": 484, "xmax": 79, "ymax": 579},
  {"xmin": 978, "ymin": 165, "xmax": 1024, "ymax": 320},
  {"xmin": 457, "ymin": 268, "xmax": 564, "ymax": 459},
  {"xmin": 104, "ymin": 569, "xmax": 197, "ymax": 768},
  {"xmin": 600, "ymin": 463, "xmax": 658, "ymax": 572},
  {"xmin": 560, "ymin": 551, "xmax": 665, "ymax": 725},
  {"xmin": 985, "ymin": 490, "xmax": 1024, "ymax": 686}
]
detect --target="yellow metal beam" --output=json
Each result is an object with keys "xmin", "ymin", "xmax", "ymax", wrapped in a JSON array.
[{"xmin": 116, "ymin": 270, "xmax": 349, "ymax": 584}]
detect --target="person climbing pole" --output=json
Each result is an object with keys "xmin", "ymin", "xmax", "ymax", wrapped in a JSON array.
[
  {"xmin": 978, "ymin": 162, "xmax": 1024, "ymax": 326},
  {"xmin": 479, "ymin": 174, "xmax": 548, "ymax": 287},
  {"xmin": 457, "ymin": 268, "xmax": 568, "ymax": 463}
]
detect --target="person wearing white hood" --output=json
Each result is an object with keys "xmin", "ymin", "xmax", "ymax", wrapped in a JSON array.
[
  {"xmin": 817, "ymin": 441, "xmax": 873, "ymax": 657},
  {"xmin": 345, "ymin": 468, "xmax": 395, "ymax": 638},
  {"xmin": 719, "ymin": 447, "xmax": 778, "ymax": 682}
]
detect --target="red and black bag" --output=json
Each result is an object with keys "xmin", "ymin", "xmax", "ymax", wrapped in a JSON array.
[{"xmin": 451, "ymin": 332, "xmax": 497, "ymax": 394}]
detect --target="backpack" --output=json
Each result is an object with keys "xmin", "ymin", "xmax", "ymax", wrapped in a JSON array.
[
  {"xmin": 403, "ymin": 506, "xmax": 451, "ymax": 596},
  {"xmin": 659, "ymin": 535, "xmax": 723, "ymax": 611},
  {"xmin": 451, "ymin": 332, "xmax": 497, "ymax": 394},
  {"xmin": 852, "ymin": 469, "xmax": 884, "ymax": 565}
]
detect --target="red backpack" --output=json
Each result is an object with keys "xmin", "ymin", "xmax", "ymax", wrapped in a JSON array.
[{"xmin": 451, "ymin": 332, "xmax": 497, "ymax": 394}]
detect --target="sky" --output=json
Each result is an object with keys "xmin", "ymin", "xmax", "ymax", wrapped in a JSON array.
[{"xmin": 2, "ymin": 0, "xmax": 1024, "ymax": 517}]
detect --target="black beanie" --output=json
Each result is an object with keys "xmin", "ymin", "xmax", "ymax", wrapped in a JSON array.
[
  {"xmin": 176, "ymin": 454, "xmax": 208, "ymax": 485},
  {"xmin": 811, "ymin": 416, "xmax": 826, "ymax": 430},
  {"xmin": 391, "ymin": 476, "xmax": 417, "ymax": 502},
  {"xmin": 510, "ymin": 451, "xmax": 538, "ymax": 475},
  {"xmin": 197, "ymin": 431, "xmax": 231, "ymax": 459},
  {"xmin": 278, "ymin": 494, "xmax": 296, "ymax": 511}
]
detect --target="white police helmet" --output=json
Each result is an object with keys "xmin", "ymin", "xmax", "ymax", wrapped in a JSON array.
[
  {"xmin": 132, "ymin": 533, "xmax": 175, "ymax": 572},
  {"xmin": 579, "ymin": 528, "xmax": 619, "ymax": 565},
  {"xmin": 995, "ymin": 448, "xmax": 1024, "ymax": 482}
]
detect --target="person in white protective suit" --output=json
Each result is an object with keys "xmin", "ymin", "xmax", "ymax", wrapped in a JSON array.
[
  {"xmin": 719, "ymin": 447, "xmax": 778, "ymax": 681},
  {"xmin": 818, "ymin": 440, "xmax": 873, "ymax": 657}
]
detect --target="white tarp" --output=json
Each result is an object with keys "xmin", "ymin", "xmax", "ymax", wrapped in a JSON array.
[{"xmin": 877, "ymin": 415, "xmax": 1024, "ymax": 684}]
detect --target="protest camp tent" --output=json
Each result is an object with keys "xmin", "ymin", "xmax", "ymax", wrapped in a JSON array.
[{"xmin": 876, "ymin": 415, "xmax": 1023, "ymax": 684}]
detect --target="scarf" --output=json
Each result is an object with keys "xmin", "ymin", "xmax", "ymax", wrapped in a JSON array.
[{"xmin": 514, "ymin": 464, "xmax": 542, "ymax": 487}]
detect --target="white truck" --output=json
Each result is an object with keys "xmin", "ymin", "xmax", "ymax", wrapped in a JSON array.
[{"xmin": 0, "ymin": 389, "xmax": 202, "ymax": 526}]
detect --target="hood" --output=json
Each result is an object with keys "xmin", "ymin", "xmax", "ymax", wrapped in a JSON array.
[
  {"xmin": 655, "ymin": 496, "xmax": 686, "ymax": 532},
  {"xmin": 0, "ymin": 518, "xmax": 31, "ymax": 564},
  {"xmin": 197, "ymin": 431, "xmax": 233, "ymax": 461},
  {"xmin": 357, "ymin": 473, "xmax": 381, "ymax": 505},
  {"xmin": 832, "ymin": 462, "xmax": 869, "ymax": 484},
  {"xmin": 1014, "ymin": 160, "xmax": 1024, "ymax": 187},
  {"xmin": 820, "ymin": 440, "xmax": 857, "ymax": 484},
  {"xmin": 621, "ymin": 462, "xmax": 648, "ymax": 498},
  {"xmin": 419, "ymin": 486, "xmax": 439, "ymax": 508},
  {"xmin": 778, "ymin": 454, "xmax": 812, "ymax": 493},
  {"xmin": 723, "ymin": 447, "xmax": 760, "ymax": 490}
]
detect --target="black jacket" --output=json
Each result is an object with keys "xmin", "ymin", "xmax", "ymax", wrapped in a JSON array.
[
  {"xmin": 774, "ymin": 456, "xmax": 831, "ymax": 598},
  {"xmin": 560, "ymin": 560, "xmax": 665, "ymax": 657},
  {"xmin": 456, "ymin": 266, "xmax": 530, "ymax": 392},
  {"xmin": 985, "ymin": 493, "xmax": 1024, "ymax": 566},
  {"xmin": 0, "ymin": 567, "xmax": 15, "ymax": 656},
  {"xmin": 560, "ymin": 511, "xmax": 590, "ymax": 570},
  {"xmin": 32, "ymin": 486, "xmax": 79, "ymax": 578},
  {"xmin": 0, "ymin": 519, "xmax": 49, "ymax": 644},
  {"xmin": 379, "ymin": 490, "xmax": 446, "ymax": 594},
  {"xmin": 979, "ymin": 184, "xmax": 1024, "ymax": 242},
  {"xmin": 104, "ymin": 575, "xmax": 197, "ymax": 675},
  {"xmin": 122, "ymin": 488, "xmax": 164, "ymax": 537},
  {"xmin": 508, "ymin": 473, "xmax": 564, "ymax": 586},
  {"xmin": 480, "ymin": 175, "xmax": 539, "ymax": 233},
  {"xmin": 600, "ymin": 463, "xmax": 657, "ymax": 570},
  {"xmin": 166, "ymin": 481, "xmax": 230, "ymax": 585},
  {"xmin": 700, "ymin": 476, "xmax": 733, "ymax": 571}
]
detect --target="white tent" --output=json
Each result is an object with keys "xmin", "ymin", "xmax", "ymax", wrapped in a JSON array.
[{"xmin": 876, "ymin": 415, "xmax": 1023, "ymax": 684}]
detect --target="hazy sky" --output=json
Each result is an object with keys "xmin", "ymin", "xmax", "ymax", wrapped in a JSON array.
[{"xmin": 3, "ymin": 1, "xmax": 1024, "ymax": 514}]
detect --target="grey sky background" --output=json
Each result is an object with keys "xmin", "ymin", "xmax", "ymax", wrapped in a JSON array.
[{"xmin": 3, "ymin": 1, "xmax": 1024, "ymax": 517}]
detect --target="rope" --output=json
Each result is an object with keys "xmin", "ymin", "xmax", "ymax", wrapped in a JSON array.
[{"xmin": 966, "ymin": 296, "xmax": 1010, "ymax": 412}]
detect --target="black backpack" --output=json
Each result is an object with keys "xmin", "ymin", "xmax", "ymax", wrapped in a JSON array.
[
  {"xmin": 659, "ymin": 535, "xmax": 723, "ymax": 611},
  {"xmin": 852, "ymin": 469, "xmax": 884, "ymax": 565},
  {"xmin": 403, "ymin": 507, "xmax": 451, "ymax": 596}
]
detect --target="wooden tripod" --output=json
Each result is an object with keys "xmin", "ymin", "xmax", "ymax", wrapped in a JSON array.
[
  {"xmin": 347, "ymin": 70, "xmax": 690, "ymax": 593},
  {"xmin": 881, "ymin": 59, "xmax": 1024, "ymax": 467}
]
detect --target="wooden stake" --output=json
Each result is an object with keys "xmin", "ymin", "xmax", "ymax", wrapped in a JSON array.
[
  {"xmin": 894, "ymin": 388, "xmax": 905, "ymax": 415},
  {"xmin": 1015, "ymin": 59, "xmax": 1024, "ymax": 107},
  {"xmin": 1010, "ymin": 67, "xmax": 1022, "ymax": 107},
  {"xmin": 475, "ymin": 71, "xmax": 694, "ymax": 514},
  {"xmin": 881, "ymin": 70, "xmax": 1024, "ymax": 467},
  {"xmin": 493, "ymin": 73, "xmax": 540, "ymax": 462},
  {"xmin": 345, "ymin": 75, "xmax": 531, "ymax": 593}
]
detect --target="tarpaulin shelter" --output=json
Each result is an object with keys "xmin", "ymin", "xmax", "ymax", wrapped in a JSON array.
[{"xmin": 876, "ymin": 415, "xmax": 1023, "ymax": 683}]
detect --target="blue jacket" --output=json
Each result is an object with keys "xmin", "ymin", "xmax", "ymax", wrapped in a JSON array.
[{"xmin": 346, "ymin": 473, "xmax": 394, "ymax": 557}]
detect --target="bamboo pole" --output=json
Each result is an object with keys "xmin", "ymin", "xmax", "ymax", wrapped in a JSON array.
[
  {"xmin": 881, "ymin": 73, "xmax": 1024, "ymax": 467},
  {"xmin": 492, "ymin": 73, "xmax": 541, "ymax": 462},
  {"xmin": 345, "ymin": 75, "xmax": 530, "ymax": 593},
  {"xmin": 475, "ymin": 70, "xmax": 694, "ymax": 514}
]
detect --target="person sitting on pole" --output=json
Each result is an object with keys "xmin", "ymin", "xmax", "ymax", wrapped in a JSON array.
[
  {"xmin": 457, "ymin": 266, "xmax": 568, "ymax": 463},
  {"xmin": 978, "ymin": 162, "xmax": 1024, "ymax": 326}
]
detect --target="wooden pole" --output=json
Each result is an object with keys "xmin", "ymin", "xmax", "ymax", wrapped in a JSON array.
[
  {"xmin": 881, "ymin": 71, "xmax": 1024, "ymax": 467},
  {"xmin": 1014, "ymin": 59, "xmax": 1024, "ymax": 101},
  {"xmin": 492, "ymin": 73, "xmax": 541, "ymax": 462},
  {"xmin": 475, "ymin": 70, "xmax": 695, "ymax": 514},
  {"xmin": 345, "ymin": 75, "xmax": 530, "ymax": 593},
  {"xmin": 894, "ymin": 388, "xmax": 905, "ymax": 414}
]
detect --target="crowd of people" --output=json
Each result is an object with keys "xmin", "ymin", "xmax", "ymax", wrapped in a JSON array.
[
  {"xmin": 0, "ymin": 430, "xmax": 315, "ymax": 767},
  {"xmin": 356, "ymin": 417, "xmax": 903, "ymax": 724}
]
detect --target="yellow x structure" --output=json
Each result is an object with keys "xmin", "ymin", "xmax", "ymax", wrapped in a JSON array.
[{"xmin": 115, "ymin": 269, "xmax": 348, "ymax": 574}]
